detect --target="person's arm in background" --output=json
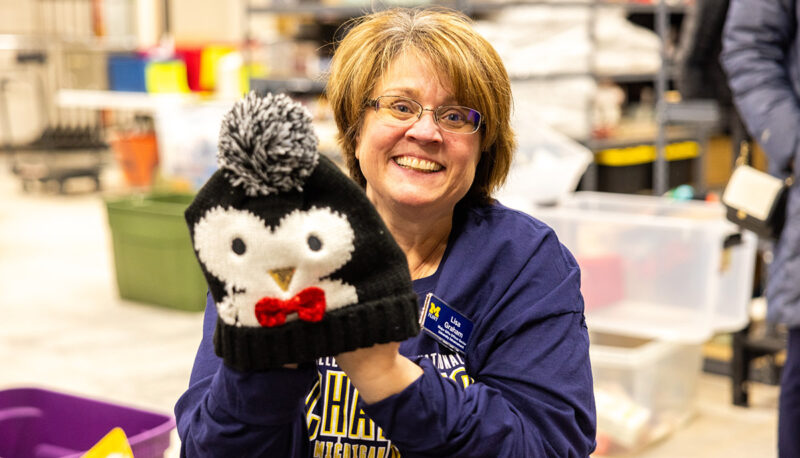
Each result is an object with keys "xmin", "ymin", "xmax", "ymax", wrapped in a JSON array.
[
  {"xmin": 676, "ymin": 0, "xmax": 728, "ymax": 99},
  {"xmin": 721, "ymin": 0, "xmax": 799, "ymax": 175},
  {"xmin": 340, "ymin": 226, "xmax": 596, "ymax": 457},
  {"xmin": 174, "ymin": 293, "xmax": 316, "ymax": 457}
]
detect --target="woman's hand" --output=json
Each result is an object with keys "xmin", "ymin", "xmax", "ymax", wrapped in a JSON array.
[{"xmin": 336, "ymin": 342, "xmax": 424, "ymax": 404}]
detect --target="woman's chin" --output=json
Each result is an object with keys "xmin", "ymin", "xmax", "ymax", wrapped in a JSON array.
[{"xmin": 383, "ymin": 190, "xmax": 459, "ymax": 217}]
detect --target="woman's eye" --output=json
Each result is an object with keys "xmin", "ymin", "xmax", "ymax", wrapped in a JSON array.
[
  {"xmin": 443, "ymin": 109, "xmax": 466, "ymax": 123},
  {"xmin": 392, "ymin": 103, "xmax": 412, "ymax": 114},
  {"xmin": 232, "ymin": 237, "xmax": 246, "ymax": 255},
  {"xmin": 307, "ymin": 235, "xmax": 322, "ymax": 251}
]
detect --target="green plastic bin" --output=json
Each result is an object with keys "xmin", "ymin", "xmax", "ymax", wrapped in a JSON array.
[{"xmin": 105, "ymin": 193, "xmax": 207, "ymax": 311}]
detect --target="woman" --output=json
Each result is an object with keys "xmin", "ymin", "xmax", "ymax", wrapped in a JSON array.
[
  {"xmin": 175, "ymin": 7, "xmax": 596, "ymax": 457},
  {"xmin": 722, "ymin": 1, "xmax": 800, "ymax": 455}
]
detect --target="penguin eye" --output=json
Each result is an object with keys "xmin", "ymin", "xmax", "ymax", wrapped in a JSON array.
[
  {"xmin": 307, "ymin": 234, "xmax": 322, "ymax": 251},
  {"xmin": 232, "ymin": 237, "xmax": 246, "ymax": 255}
]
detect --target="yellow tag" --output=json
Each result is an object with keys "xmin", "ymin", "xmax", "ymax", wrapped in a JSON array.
[{"xmin": 81, "ymin": 427, "xmax": 134, "ymax": 458}]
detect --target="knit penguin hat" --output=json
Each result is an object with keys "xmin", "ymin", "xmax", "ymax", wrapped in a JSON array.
[{"xmin": 185, "ymin": 92, "xmax": 420, "ymax": 371}]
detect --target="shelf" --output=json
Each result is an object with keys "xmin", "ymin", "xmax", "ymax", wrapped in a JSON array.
[
  {"xmin": 663, "ymin": 101, "xmax": 719, "ymax": 125},
  {"xmin": 611, "ymin": 1, "xmax": 687, "ymax": 14},
  {"xmin": 586, "ymin": 124, "xmax": 697, "ymax": 151},
  {"xmin": 55, "ymin": 90, "xmax": 236, "ymax": 112},
  {"xmin": 510, "ymin": 71, "xmax": 594, "ymax": 81},
  {"xmin": 470, "ymin": 0, "xmax": 687, "ymax": 14},
  {"xmin": 250, "ymin": 77, "xmax": 327, "ymax": 95},
  {"xmin": 246, "ymin": 1, "xmax": 688, "ymax": 18},
  {"xmin": 0, "ymin": 34, "xmax": 44, "ymax": 51},
  {"xmin": 600, "ymin": 72, "xmax": 659, "ymax": 83},
  {"xmin": 469, "ymin": 1, "xmax": 601, "ymax": 13},
  {"xmin": 248, "ymin": 70, "xmax": 669, "ymax": 95},
  {"xmin": 0, "ymin": 34, "xmax": 137, "ymax": 53},
  {"xmin": 512, "ymin": 71, "xmax": 668, "ymax": 83},
  {"xmin": 587, "ymin": 136, "xmax": 694, "ymax": 152},
  {"xmin": 54, "ymin": 36, "xmax": 139, "ymax": 53},
  {"xmin": 247, "ymin": 2, "xmax": 452, "ymax": 18}
]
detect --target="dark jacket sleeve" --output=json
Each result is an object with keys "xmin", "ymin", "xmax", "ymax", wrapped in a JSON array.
[
  {"xmin": 676, "ymin": 0, "xmax": 732, "ymax": 104},
  {"xmin": 362, "ymin": 224, "xmax": 596, "ymax": 457},
  {"xmin": 174, "ymin": 293, "xmax": 317, "ymax": 457},
  {"xmin": 721, "ymin": 0, "xmax": 800, "ymax": 175}
]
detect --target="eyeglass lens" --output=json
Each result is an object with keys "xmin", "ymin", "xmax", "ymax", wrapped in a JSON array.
[{"xmin": 375, "ymin": 96, "xmax": 481, "ymax": 133}]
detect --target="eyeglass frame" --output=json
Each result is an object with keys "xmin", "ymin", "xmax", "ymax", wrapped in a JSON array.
[{"xmin": 365, "ymin": 95, "xmax": 483, "ymax": 134}]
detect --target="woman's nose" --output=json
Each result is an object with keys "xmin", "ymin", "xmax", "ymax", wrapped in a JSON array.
[{"xmin": 405, "ymin": 110, "xmax": 443, "ymax": 143}]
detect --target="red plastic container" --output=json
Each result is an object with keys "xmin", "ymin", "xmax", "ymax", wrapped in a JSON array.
[
  {"xmin": 0, "ymin": 388, "xmax": 175, "ymax": 458},
  {"xmin": 175, "ymin": 47, "xmax": 203, "ymax": 92}
]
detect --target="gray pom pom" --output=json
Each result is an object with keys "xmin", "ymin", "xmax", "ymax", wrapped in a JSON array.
[{"xmin": 217, "ymin": 91, "xmax": 319, "ymax": 196}]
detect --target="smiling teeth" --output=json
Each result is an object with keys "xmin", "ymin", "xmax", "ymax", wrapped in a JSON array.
[{"xmin": 394, "ymin": 156, "xmax": 442, "ymax": 172}]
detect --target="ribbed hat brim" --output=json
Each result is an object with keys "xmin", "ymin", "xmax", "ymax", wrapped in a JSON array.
[{"xmin": 214, "ymin": 291, "xmax": 420, "ymax": 371}]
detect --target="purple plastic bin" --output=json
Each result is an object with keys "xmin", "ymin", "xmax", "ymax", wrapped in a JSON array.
[{"xmin": 0, "ymin": 387, "xmax": 175, "ymax": 458}]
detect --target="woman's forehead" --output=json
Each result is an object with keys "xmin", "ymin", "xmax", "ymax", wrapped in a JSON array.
[{"xmin": 375, "ymin": 51, "xmax": 455, "ymax": 98}]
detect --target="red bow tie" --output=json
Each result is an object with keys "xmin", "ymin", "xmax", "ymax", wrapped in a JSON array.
[{"xmin": 255, "ymin": 287, "xmax": 326, "ymax": 327}]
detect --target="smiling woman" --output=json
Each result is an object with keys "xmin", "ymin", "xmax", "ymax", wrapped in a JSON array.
[
  {"xmin": 327, "ymin": 8, "xmax": 515, "ymax": 208},
  {"xmin": 175, "ymin": 7, "xmax": 597, "ymax": 458},
  {"xmin": 352, "ymin": 50, "xmax": 484, "ymax": 231}
]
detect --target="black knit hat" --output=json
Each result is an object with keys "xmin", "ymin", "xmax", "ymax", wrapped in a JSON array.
[{"xmin": 185, "ymin": 92, "xmax": 419, "ymax": 371}]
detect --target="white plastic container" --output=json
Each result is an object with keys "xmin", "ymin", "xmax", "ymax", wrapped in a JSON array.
[
  {"xmin": 589, "ymin": 331, "xmax": 703, "ymax": 455},
  {"xmin": 531, "ymin": 191, "xmax": 757, "ymax": 343},
  {"xmin": 497, "ymin": 116, "xmax": 593, "ymax": 207}
]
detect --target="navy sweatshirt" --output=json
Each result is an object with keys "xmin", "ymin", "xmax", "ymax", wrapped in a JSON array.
[{"xmin": 175, "ymin": 202, "xmax": 597, "ymax": 457}]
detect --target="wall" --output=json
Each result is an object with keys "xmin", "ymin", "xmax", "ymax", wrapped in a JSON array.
[
  {"xmin": 0, "ymin": 1, "xmax": 42, "ymax": 143},
  {"xmin": 0, "ymin": 0, "xmax": 36, "ymax": 34},
  {"xmin": 170, "ymin": 0, "xmax": 243, "ymax": 44}
]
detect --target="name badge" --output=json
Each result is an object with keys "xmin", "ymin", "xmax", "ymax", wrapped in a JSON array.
[{"xmin": 419, "ymin": 293, "xmax": 473, "ymax": 355}]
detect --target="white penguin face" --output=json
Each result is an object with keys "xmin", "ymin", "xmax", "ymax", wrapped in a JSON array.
[{"xmin": 193, "ymin": 206, "xmax": 356, "ymax": 296}]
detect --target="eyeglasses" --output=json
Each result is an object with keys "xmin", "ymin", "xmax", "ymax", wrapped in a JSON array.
[{"xmin": 367, "ymin": 95, "xmax": 482, "ymax": 134}]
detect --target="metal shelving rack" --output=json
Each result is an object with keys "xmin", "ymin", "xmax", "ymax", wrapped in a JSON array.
[
  {"xmin": 654, "ymin": 0, "xmax": 670, "ymax": 196},
  {"xmin": 652, "ymin": 0, "xmax": 720, "ymax": 196},
  {"xmin": 243, "ymin": 0, "xmax": 702, "ymax": 194},
  {"xmin": 0, "ymin": 0, "xmax": 141, "ymax": 192},
  {"xmin": 0, "ymin": 1, "xmax": 139, "ymax": 134}
]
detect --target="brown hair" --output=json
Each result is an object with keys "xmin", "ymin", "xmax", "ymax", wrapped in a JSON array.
[{"xmin": 325, "ymin": 7, "xmax": 515, "ymax": 204}]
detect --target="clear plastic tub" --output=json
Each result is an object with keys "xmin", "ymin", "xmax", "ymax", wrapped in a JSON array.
[
  {"xmin": 532, "ymin": 191, "xmax": 757, "ymax": 343},
  {"xmin": 590, "ymin": 331, "xmax": 703, "ymax": 455}
]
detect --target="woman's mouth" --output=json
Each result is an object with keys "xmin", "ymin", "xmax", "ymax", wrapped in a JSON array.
[{"xmin": 393, "ymin": 156, "xmax": 443, "ymax": 173}]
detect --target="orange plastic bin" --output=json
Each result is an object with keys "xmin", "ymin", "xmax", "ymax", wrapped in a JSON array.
[{"xmin": 111, "ymin": 132, "xmax": 159, "ymax": 188}]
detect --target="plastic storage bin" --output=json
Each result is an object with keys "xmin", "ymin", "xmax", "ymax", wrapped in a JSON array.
[
  {"xmin": 110, "ymin": 132, "xmax": 159, "ymax": 188},
  {"xmin": 590, "ymin": 332, "xmax": 703, "ymax": 455},
  {"xmin": 106, "ymin": 193, "xmax": 207, "ymax": 311},
  {"xmin": 199, "ymin": 45, "xmax": 235, "ymax": 91},
  {"xmin": 175, "ymin": 47, "xmax": 203, "ymax": 92},
  {"xmin": 0, "ymin": 387, "xmax": 174, "ymax": 458},
  {"xmin": 107, "ymin": 54, "xmax": 148, "ymax": 93},
  {"xmin": 145, "ymin": 60, "xmax": 190, "ymax": 93},
  {"xmin": 531, "ymin": 191, "xmax": 757, "ymax": 342},
  {"xmin": 593, "ymin": 141, "xmax": 699, "ymax": 194}
]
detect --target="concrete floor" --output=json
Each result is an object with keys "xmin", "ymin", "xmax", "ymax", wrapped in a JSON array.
[{"xmin": 0, "ymin": 158, "xmax": 780, "ymax": 457}]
